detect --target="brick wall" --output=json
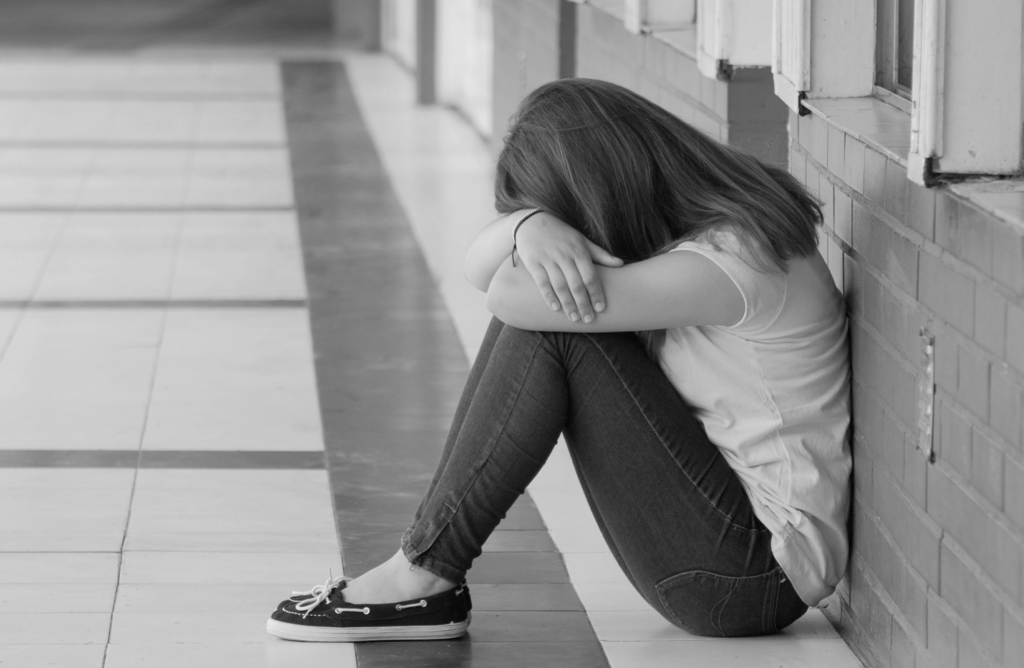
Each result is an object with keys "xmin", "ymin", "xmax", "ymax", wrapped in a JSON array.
[
  {"xmin": 790, "ymin": 110, "xmax": 1024, "ymax": 668},
  {"xmin": 491, "ymin": 2, "xmax": 788, "ymax": 167},
  {"xmin": 574, "ymin": 5, "xmax": 787, "ymax": 166}
]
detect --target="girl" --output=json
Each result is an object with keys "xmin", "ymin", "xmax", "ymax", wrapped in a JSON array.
[{"xmin": 267, "ymin": 78, "xmax": 851, "ymax": 641}]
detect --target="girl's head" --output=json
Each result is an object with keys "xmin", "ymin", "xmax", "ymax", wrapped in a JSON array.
[{"xmin": 495, "ymin": 78, "xmax": 822, "ymax": 269}]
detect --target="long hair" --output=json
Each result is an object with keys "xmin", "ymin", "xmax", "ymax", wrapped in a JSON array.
[{"xmin": 494, "ymin": 77, "xmax": 822, "ymax": 357}]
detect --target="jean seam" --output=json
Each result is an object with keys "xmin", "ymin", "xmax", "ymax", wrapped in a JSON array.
[
  {"xmin": 404, "ymin": 330, "xmax": 547, "ymax": 578},
  {"xmin": 581, "ymin": 332, "xmax": 767, "ymax": 536}
]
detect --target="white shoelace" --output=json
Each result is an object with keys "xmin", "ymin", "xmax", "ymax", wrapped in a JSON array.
[
  {"xmin": 292, "ymin": 571, "xmax": 352, "ymax": 618},
  {"xmin": 290, "ymin": 571, "xmax": 436, "ymax": 618}
]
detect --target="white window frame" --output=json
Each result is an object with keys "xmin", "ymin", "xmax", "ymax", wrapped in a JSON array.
[
  {"xmin": 695, "ymin": 0, "xmax": 773, "ymax": 80},
  {"xmin": 773, "ymin": 0, "xmax": 1024, "ymax": 183},
  {"xmin": 771, "ymin": 0, "xmax": 875, "ymax": 111},
  {"xmin": 908, "ymin": 0, "xmax": 1023, "ymax": 181},
  {"xmin": 623, "ymin": 0, "xmax": 696, "ymax": 34}
]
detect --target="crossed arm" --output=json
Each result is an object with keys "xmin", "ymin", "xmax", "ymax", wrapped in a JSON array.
[{"xmin": 464, "ymin": 210, "xmax": 744, "ymax": 332}]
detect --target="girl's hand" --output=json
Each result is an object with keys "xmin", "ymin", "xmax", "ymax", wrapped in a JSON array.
[{"xmin": 514, "ymin": 212, "xmax": 624, "ymax": 323}]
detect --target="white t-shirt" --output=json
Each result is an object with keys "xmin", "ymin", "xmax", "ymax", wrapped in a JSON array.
[{"xmin": 660, "ymin": 232, "xmax": 851, "ymax": 607}]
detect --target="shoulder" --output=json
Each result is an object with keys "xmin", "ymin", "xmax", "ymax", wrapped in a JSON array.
[{"xmin": 669, "ymin": 229, "xmax": 788, "ymax": 332}]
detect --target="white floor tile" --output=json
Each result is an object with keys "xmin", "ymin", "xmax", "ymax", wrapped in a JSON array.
[
  {"xmin": 0, "ymin": 251, "xmax": 50, "ymax": 300},
  {"xmin": 124, "ymin": 531, "xmax": 339, "ymax": 553},
  {"xmin": 562, "ymin": 553, "xmax": 631, "ymax": 584},
  {"xmin": 126, "ymin": 485, "xmax": 336, "ymax": 537},
  {"xmin": 110, "ymin": 611, "xmax": 273, "ymax": 644},
  {"xmin": 0, "ymin": 553, "xmax": 120, "ymax": 584},
  {"xmin": 194, "ymin": 101, "xmax": 287, "ymax": 144},
  {"xmin": 0, "ymin": 613, "xmax": 110, "ymax": 644},
  {"xmin": 602, "ymin": 637, "xmax": 864, "ymax": 668},
  {"xmin": 185, "ymin": 176, "xmax": 293, "ymax": 208},
  {"xmin": 574, "ymin": 582, "xmax": 652, "ymax": 612},
  {"xmin": 0, "ymin": 60, "xmax": 281, "ymax": 96},
  {"xmin": 170, "ymin": 250, "xmax": 306, "ymax": 300},
  {"xmin": 143, "ymin": 309, "xmax": 322, "ymax": 452},
  {"xmin": 34, "ymin": 250, "xmax": 176, "ymax": 301},
  {"xmin": 119, "ymin": 552, "xmax": 344, "ymax": 585},
  {"xmin": 0, "ymin": 644, "xmax": 106, "ymax": 668},
  {"xmin": 0, "ymin": 584, "xmax": 116, "ymax": 613},
  {"xmin": 104, "ymin": 641, "xmax": 356, "ymax": 668},
  {"xmin": 0, "ymin": 486, "xmax": 131, "ymax": 550},
  {"xmin": 589, "ymin": 611, "xmax": 699, "ymax": 642},
  {"xmin": 0, "ymin": 468, "xmax": 133, "ymax": 489},
  {"xmin": 133, "ymin": 469, "xmax": 328, "ymax": 489},
  {"xmin": 114, "ymin": 584, "xmax": 306, "ymax": 613}
]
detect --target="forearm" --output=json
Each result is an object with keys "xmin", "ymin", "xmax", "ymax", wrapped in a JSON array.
[{"xmin": 463, "ymin": 210, "xmax": 529, "ymax": 292}]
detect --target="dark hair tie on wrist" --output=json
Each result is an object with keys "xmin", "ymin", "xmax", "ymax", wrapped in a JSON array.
[{"xmin": 511, "ymin": 208, "xmax": 543, "ymax": 267}]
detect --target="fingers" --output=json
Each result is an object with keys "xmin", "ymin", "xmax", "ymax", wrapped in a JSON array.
[
  {"xmin": 586, "ymin": 240, "xmax": 624, "ymax": 267},
  {"xmin": 527, "ymin": 262, "xmax": 592, "ymax": 323},
  {"xmin": 524, "ymin": 262, "xmax": 562, "ymax": 313},
  {"xmin": 543, "ymin": 262, "xmax": 595, "ymax": 323},
  {"xmin": 574, "ymin": 258, "xmax": 605, "ymax": 314}
]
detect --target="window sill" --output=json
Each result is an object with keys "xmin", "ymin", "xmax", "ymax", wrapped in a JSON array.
[
  {"xmin": 582, "ymin": 0, "xmax": 625, "ymax": 21},
  {"xmin": 652, "ymin": 28, "xmax": 696, "ymax": 60},
  {"xmin": 802, "ymin": 96, "xmax": 910, "ymax": 166}
]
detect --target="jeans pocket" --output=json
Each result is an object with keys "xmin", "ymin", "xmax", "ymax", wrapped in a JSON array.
[{"xmin": 655, "ymin": 568, "xmax": 784, "ymax": 637}]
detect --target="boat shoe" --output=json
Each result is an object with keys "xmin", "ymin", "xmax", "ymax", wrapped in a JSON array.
[{"xmin": 266, "ymin": 574, "xmax": 472, "ymax": 642}]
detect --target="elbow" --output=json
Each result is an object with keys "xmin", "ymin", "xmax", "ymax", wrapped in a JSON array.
[
  {"xmin": 485, "ymin": 272, "xmax": 518, "ymax": 324},
  {"xmin": 464, "ymin": 264, "xmax": 490, "ymax": 293},
  {"xmin": 484, "ymin": 282, "xmax": 505, "ymax": 320}
]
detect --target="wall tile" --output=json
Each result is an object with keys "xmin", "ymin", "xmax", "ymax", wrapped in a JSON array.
[
  {"xmin": 974, "ymin": 284, "xmax": 1007, "ymax": 358},
  {"xmin": 845, "ymin": 135, "xmax": 866, "ymax": 194},
  {"xmin": 971, "ymin": 427, "xmax": 1003, "ymax": 510},
  {"xmin": 828, "ymin": 125, "xmax": 846, "ymax": 175},
  {"xmin": 991, "ymin": 217, "xmax": 1024, "ymax": 294},
  {"xmin": 939, "ymin": 543, "xmax": 1003, "ymax": 657},
  {"xmin": 906, "ymin": 181, "xmax": 936, "ymax": 240},
  {"xmin": 939, "ymin": 399, "xmax": 973, "ymax": 480},
  {"xmin": 959, "ymin": 203, "xmax": 994, "ymax": 276},
  {"xmin": 956, "ymin": 344, "xmax": 990, "ymax": 421},
  {"xmin": 926, "ymin": 595, "xmax": 959, "ymax": 668},
  {"xmin": 835, "ymin": 188, "xmax": 853, "ymax": 245},
  {"xmin": 990, "ymin": 366, "xmax": 1023, "ymax": 449},
  {"xmin": 883, "ymin": 159, "xmax": 909, "ymax": 224},
  {"xmin": 863, "ymin": 148, "xmax": 888, "ymax": 208},
  {"xmin": 1007, "ymin": 303, "xmax": 1024, "ymax": 375},
  {"xmin": 936, "ymin": 190, "xmax": 962, "ymax": 257}
]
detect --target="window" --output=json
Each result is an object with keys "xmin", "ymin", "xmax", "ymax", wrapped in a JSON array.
[{"xmin": 875, "ymin": 0, "xmax": 914, "ymax": 100}]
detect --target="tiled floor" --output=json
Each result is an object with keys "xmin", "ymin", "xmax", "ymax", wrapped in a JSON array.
[
  {"xmin": 0, "ymin": 57, "xmax": 354, "ymax": 668},
  {"xmin": 0, "ymin": 27, "xmax": 863, "ymax": 668}
]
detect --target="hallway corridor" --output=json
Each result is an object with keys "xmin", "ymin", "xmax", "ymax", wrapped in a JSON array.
[{"xmin": 0, "ymin": 10, "xmax": 861, "ymax": 664}]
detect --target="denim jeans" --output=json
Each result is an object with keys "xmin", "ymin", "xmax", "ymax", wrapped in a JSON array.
[{"xmin": 401, "ymin": 317, "xmax": 807, "ymax": 637}]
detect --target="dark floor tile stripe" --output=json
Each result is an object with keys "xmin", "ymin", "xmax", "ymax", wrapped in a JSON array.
[
  {"xmin": 281, "ymin": 61, "xmax": 608, "ymax": 665},
  {"xmin": 0, "ymin": 449, "xmax": 325, "ymax": 469}
]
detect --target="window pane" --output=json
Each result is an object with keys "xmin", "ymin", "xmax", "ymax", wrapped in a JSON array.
[
  {"xmin": 875, "ymin": 0, "xmax": 896, "ymax": 90},
  {"xmin": 897, "ymin": 0, "xmax": 915, "ymax": 92}
]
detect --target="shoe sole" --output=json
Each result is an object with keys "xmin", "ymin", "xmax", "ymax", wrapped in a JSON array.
[{"xmin": 266, "ymin": 614, "xmax": 470, "ymax": 642}]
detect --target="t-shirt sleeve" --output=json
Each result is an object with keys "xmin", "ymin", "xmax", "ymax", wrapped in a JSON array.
[{"xmin": 669, "ymin": 233, "xmax": 787, "ymax": 333}]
